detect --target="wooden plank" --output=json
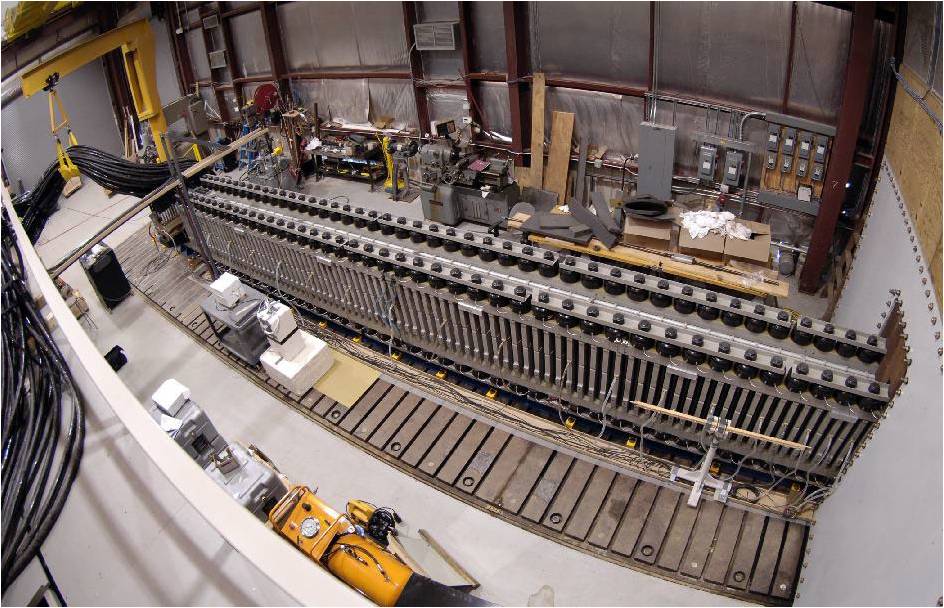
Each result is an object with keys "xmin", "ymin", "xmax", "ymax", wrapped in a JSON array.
[
  {"xmin": 519, "ymin": 73, "xmax": 546, "ymax": 189},
  {"xmin": 520, "ymin": 451, "xmax": 575, "ymax": 522},
  {"xmin": 496, "ymin": 443, "xmax": 554, "ymax": 514},
  {"xmin": 749, "ymin": 518, "xmax": 786, "ymax": 595},
  {"xmin": 400, "ymin": 407, "xmax": 456, "ymax": 467},
  {"xmin": 702, "ymin": 508, "xmax": 746, "ymax": 584},
  {"xmin": 563, "ymin": 466, "xmax": 617, "ymax": 541},
  {"xmin": 542, "ymin": 111, "xmax": 575, "ymax": 203},
  {"xmin": 610, "ymin": 482, "xmax": 659, "ymax": 556},
  {"xmin": 522, "ymin": 232, "xmax": 789, "ymax": 299},
  {"xmin": 633, "ymin": 488, "xmax": 681, "ymax": 564},
  {"xmin": 436, "ymin": 421, "xmax": 491, "ymax": 485},
  {"xmin": 418, "ymin": 413, "xmax": 475, "ymax": 476},
  {"xmin": 655, "ymin": 501, "xmax": 701, "ymax": 572},
  {"xmin": 679, "ymin": 500, "xmax": 724, "ymax": 578},
  {"xmin": 369, "ymin": 393, "xmax": 424, "ymax": 449},
  {"xmin": 474, "ymin": 435, "xmax": 533, "ymax": 502},
  {"xmin": 588, "ymin": 475, "xmax": 638, "ymax": 548},
  {"xmin": 454, "ymin": 428, "xmax": 510, "ymax": 493},
  {"xmin": 771, "ymin": 522, "xmax": 806, "ymax": 600},
  {"xmin": 541, "ymin": 459, "xmax": 595, "ymax": 531}
]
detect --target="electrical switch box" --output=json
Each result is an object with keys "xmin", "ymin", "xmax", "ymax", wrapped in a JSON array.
[
  {"xmin": 781, "ymin": 155, "xmax": 793, "ymax": 173},
  {"xmin": 796, "ymin": 158, "xmax": 808, "ymax": 178},
  {"xmin": 637, "ymin": 122, "xmax": 677, "ymax": 201},
  {"xmin": 797, "ymin": 132, "xmax": 813, "ymax": 159},
  {"xmin": 698, "ymin": 144, "xmax": 718, "ymax": 181},
  {"xmin": 782, "ymin": 128, "xmax": 797, "ymax": 155},
  {"xmin": 811, "ymin": 163, "xmax": 824, "ymax": 181},
  {"xmin": 766, "ymin": 125, "xmax": 781, "ymax": 151},
  {"xmin": 722, "ymin": 150, "xmax": 743, "ymax": 187},
  {"xmin": 814, "ymin": 135, "xmax": 828, "ymax": 163},
  {"xmin": 766, "ymin": 151, "xmax": 777, "ymax": 170}
]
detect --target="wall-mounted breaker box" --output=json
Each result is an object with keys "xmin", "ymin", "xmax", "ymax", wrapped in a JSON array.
[
  {"xmin": 782, "ymin": 128, "xmax": 797, "ymax": 155},
  {"xmin": 698, "ymin": 143, "xmax": 718, "ymax": 181},
  {"xmin": 797, "ymin": 132, "xmax": 813, "ymax": 159},
  {"xmin": 781, "ymin": 154, "xmax": 794, "ymax": 173},
  {"xmin": 814, "ymin": 135, "xmax": 829, "ymax": 163},
  {"xmin": 723, "ymin": 150, "xmax": 743, "ymax": 187},
  {"xmin": 811, "ymin": 163, "xmax": 824, "ymax": 181},
  {"xmin": 766, "ymin": 151, "xmax": 777, "ymax": 170},
  {"xmin": 767, "ymin": 125, "xmax": 781, "ymax": 151},
  {"xmin": 796, "ymin": 158, "xmax": 808, "ymax": 178},
  {"xmin": 638, "ymin": 122, "xmax": 677, "ymax": 200}
]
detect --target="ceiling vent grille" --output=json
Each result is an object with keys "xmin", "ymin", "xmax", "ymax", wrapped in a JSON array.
[{"xmin": 413, "ymin": 22, "xmax": 459, "ymax": 51}]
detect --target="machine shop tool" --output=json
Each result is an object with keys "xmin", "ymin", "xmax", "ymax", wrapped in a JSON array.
[{"xmin": 418, "ymin": 119, "xmax": 518, "ymax": 226}]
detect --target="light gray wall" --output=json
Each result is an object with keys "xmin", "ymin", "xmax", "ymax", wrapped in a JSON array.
[
  {"xmin": 1, "ymin": 60, "xmax": 122, "ymax": 191},
  {"xmin": 795, "ymin": 159, "xmax": 943, "ymax": 606}
]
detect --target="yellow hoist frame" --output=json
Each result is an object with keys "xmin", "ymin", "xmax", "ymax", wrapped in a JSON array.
[{"xmin": 47, "ymin": 89, "xmax": 79, "ymax": 179}]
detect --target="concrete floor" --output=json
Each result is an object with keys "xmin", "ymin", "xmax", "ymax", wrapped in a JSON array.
[{"xmin": 10, "ymin": 177, "xmax": 760, "ymax": 606}]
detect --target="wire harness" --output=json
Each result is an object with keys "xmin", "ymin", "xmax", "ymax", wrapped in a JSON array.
[{"xmin": 1, "ymin": 212, "xmax": 86, "ymax": 590}]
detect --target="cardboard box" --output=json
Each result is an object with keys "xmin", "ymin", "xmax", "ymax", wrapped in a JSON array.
[
  {"xmin": 624, "ymin": 216, "xmax": 673, "ymax": 250},
  {"xmin": 678, "ymin": 230, "xmax": 726, "ymax": 262},
  {"xmin": 723, "ymin": 220, "xmax": 772, "ymax": 266}
]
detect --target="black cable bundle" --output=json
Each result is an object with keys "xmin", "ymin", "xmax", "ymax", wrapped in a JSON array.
[
  {"xmin": 1, "ymin": 212, "xmax": 85, "ymax": 590},
  {"xmin": 13, "ymin": 145, "xmax": 197, "ymax": 243}
]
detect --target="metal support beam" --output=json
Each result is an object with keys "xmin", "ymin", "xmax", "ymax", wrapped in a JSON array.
[
  {"xmin": 503, "ymin": 1, "xmax": 530, "ymax": 166},
  {"xmin": 799, "ymin": 1, "xmax": 876, "ymax": 293},
  {"xmin": 259, "ymin": 1, "xmax": 290, "ymax": 102},
  {"xmin": 402, "ymin": 1, "xmax": 430, "ymax": 135}
]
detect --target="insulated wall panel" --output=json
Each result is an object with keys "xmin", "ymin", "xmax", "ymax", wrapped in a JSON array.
[
  {"xmin": 186, "ymin": 28, "xmax": 211, "ymax": 81},
  {"xmin": 545, "ymin": 87, "xmax": 644, "ymax": 157},
  {"xmin": 428, "ymin": 90, "xmax": 468, "ymax": 125},
  {"xmin": 278, "ymin": 2, "xmax": 408, "ymax": 72},
  {"xmin": 368, "ymin": 79, "xmax": 418, "ymax": 129},
  {"xmin": 657, "ymin": 2, "xmax": 790, "ymax": 111},
  {"xmin": 530, "ymin": 1, "xmax": 649, "ymax": 87},
  {"xmin": 291, "ymin": 79, "xmax": 370, "ymax": 125},
  {"xmin": 477, "ymin": 81, "xmax": 511, "ymax": 139},
  {"xmin": 229, "ymin": 11, "xmax": 270, "ymax": 77},
  {"xmin": 786, "ymin": 2, "xmax": 851, "ymax": 123},
  {"xmin": 469, "ymin": 1, "xmax": 506, "ymax": 72}
]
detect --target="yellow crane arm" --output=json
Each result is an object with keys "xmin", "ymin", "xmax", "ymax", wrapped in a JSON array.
[{"xmin": 20, "ymin": 19, "xmax": 169, "ymax": 160}]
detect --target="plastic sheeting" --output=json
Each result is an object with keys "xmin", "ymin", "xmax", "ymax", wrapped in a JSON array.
[
  {"xmin": 277, "ymin": 2, "xmax": 409, "ymax": 72},
  {"xmin": 229, "ymin": 11, "xmax": 271, "ymax": 77},
  {"xmin": 657, "ymin": 2, "xmax": 790, "ymax": 112},
  {"xmin": 290, "ymin": 79, "xmax": 369, "ymax": 124},
  {"xmin": 477, "ymin": 81, "xmax": 511, "ymax": 138},
  {"xmin": 787, "ymin": 3, "xmax": 851, "ymax": 123},
  {"xmin": 531, "ymin": 1, "xmax": 649, "ymax": 87},
  {"xmin": 545, "ymin": 87, "xmax": 645, "ymax": 158},
  {"xmin": 368, "ymin": 79, "xmax": 418, "ymax": 130},
  {"xmin": 469, "ymin": 2, "xmax": 505, "ymax": 72}
]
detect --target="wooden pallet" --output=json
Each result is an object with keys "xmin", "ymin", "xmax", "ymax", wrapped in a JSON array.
[{"xmin": 113, "ymin": 228, "xmax": 808, "ymax": 606}]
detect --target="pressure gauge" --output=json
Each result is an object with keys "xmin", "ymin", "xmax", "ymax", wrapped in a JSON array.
[{"xmin": 300, "ymin": 516, "xmax": 320, "ymax": 538}]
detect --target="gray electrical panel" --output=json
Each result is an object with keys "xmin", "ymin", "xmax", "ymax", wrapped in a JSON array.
[
  {"xmin": 638, "ymin": 122, "xmax": 676, "ymax": 200},
  {"xmin": 722, "ymin": 150, "xmax": 743, "ymax": 187},
  {"xmin": 766, "ymin": 124, "xmax": 781, "ymax": 151},
  {"xmin": 697, "ymin": 144, "xmax": 717, "ymax": 181},
  {"xmin": 798, "ymin": 132, "xmax": 813, "ymax": 159},
  {"xmin": 782, "ymin": 128, "xmax": 797, "ymax": 155},
  {"xmin": 814, "ymin": 135, "xmax": 829, "ymax": 163}
]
